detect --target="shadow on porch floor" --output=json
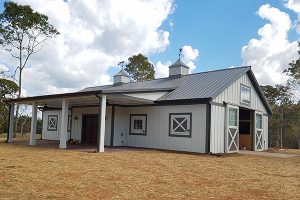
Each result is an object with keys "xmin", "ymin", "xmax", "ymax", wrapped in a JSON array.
[{"xmin": 8, "ymin": 139, "xmax": 152, "ymax": 153}]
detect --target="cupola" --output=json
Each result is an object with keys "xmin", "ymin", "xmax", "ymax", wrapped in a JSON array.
[
  {"xmin": 113, "ymin": 69, "xmax": 130, "ymax": 85},
  {"xmin": 169, "ymin": 58, "xmax": 189, "ymax": 78}
]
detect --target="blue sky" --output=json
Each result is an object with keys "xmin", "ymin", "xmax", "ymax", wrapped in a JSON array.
[
  {"xmin": 150, "ymin": 0, "xmax": 298, "ymax": 72},
  {"xmin": 0, "ymin": 0, "xmax": 300, "ymax": 95}
]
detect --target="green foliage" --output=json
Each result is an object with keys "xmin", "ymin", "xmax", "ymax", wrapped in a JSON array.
[
  {"xmin": 0, "ymin": 78, "xmax": 19, "ymax": 98},
  {"xmin": 0, "ymin": 78, "xmax": 18, "ymax": 133},
  {"xmin": 0, "ymin": 1, "xmax": 59, "ymax": 48},
  {"xmin": 285, "ymin": 42, "xmax": 300, "ymax": 85},
  {"xmin": 0, "ymin": 1, "xmax": 59, "ymax": 97},
  {"xmin": 125, "ymin": 53, "xmax": 155, "ymax": 81},
  {"xmin": 261, "ymin": 84, "xmax": 299, "ymax": 148}
]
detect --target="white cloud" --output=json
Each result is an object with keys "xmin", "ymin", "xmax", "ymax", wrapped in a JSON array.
[
  {"xmin": 0, "ymin": 64, "xmax": 8, "ymax": 73},
  {"xmin": 154, "ymin": 61, "xmax": 171, "ymax": 78},
  {"xmin": 154, "ymin": 45, "xmax": 199, "ymax": 78},
  {"xmin": 0, "ymin": 0, "xmax": 174, "ymax": 96},
  {"xmin": 286, "ymin": 0, "xmax": 300, "ymax": 33},
  {"xmin": 242, "ymin": 4, "xmax": 299, "ymax": 86},
  {"xmin": 181, "ymin": 45, "xmax": 199, "ymax": 72}
]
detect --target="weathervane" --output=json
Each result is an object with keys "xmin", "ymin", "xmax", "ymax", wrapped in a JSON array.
[
  {"xmin": 118, "ymin": 61, "xmax": 125, "ymax": 70},
  {"xmin": 179, "ymin": 48, "xmax": 183, "ymax": 59}
]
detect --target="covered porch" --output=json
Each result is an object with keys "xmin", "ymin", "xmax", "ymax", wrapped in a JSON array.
[{"xmin": 5, "ymin": 90, "xmax": 165, "ymax": 152}]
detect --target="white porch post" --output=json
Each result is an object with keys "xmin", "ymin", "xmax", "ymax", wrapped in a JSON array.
[
  {"xmin": 98, "ymin": 94, "xmax": 106, "ymax": 152},
  {"xmin": 59, "ymin": 99, "xmax": 68, "ymax": 149},
  {"xmin": 7, "ymin": 103, "xmax": 15, "ymax": 143},
  {"xmin": 29, "ymin": 102, "xmax": 38, "ymax": 145}
]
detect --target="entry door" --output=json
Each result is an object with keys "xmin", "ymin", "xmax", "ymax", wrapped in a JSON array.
[
  {"xmin": 254, "ymin": 112, "xmax": 264, "ymax": 151},
  {"xmin": 82, "ymin": 115, "xmax": 98, "ymax": 144},
  {"xmin": 226, "ymin": 105, "xmax": 239, "ymax": 153}
]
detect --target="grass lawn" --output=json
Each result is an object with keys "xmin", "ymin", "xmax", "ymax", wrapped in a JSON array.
[{"xmin": 0, "ymin": 140, "xmax": 299, "ymax": 200}]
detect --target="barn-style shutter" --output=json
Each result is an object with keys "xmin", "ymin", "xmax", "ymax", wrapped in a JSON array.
[
  {"xmin": 225, "ymin": 105, "xmax": 239, "ymax": 153},
  {"xmin": 254, "ymin": 111, "xmax": 264, "ymax": 151}
]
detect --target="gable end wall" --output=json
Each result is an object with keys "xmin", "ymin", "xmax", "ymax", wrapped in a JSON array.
[{"xmin": 210, "ymin": 73, "xmax": 269, "ymax": 153}]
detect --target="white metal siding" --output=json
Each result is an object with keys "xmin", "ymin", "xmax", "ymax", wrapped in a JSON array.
[
  {"xmin": 42, "ymin": 110, "xmax": 71, "ymax": 140},
  {"xmin": 71, "ymin": 106, "xmax": 112, "ymax": 146},
  {"xmin": 210, "ymin": 73, "xmax": 269, "ymax": 153},
  {"xmin": 213, "ymin": 74, "xmax": 267, "ymax": 113},
  {"xmin": 210, "ymin": 105, "xmax": 225, "ymax": 153},
  {"xmin": 113, "ymin": 104, "xmax": 207, "ymax": 153}
]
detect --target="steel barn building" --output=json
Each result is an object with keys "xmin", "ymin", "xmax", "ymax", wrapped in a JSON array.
[{"xmin": 5, "ymin": 59, "xmax": 271, "ymax": 153}]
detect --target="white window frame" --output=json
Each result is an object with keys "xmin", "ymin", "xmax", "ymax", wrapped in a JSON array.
[
  {"xmin": 169, "ymin": 113, "xmax": 192, "ymax": 137},
  {"xmin": 129, "ymin": 114, "xmax": 147, "ymax": 135},
  {"xmin": 240, "ymin": 84, "xmax": 251, "ymax": 106}
]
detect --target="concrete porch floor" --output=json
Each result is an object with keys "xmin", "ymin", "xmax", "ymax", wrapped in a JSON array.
[
  {"xmin": 239, "ymin": 150, "xmax": 299, "ymax": 158},
  {"xmin": 10, "ymin": 139, "xmax": 144, "ymax": 153}
]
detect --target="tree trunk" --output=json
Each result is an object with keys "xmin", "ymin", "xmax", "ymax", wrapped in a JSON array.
[{"xmin": 13, "ymin": 67, "xmax": 22, "ymax": 138}]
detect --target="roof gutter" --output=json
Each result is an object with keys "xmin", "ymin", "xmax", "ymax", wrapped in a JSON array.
[
  {"xmin": 4, "ymin": 90, "xmax": 103, "ymax": 103},
  {"xmin": 154, "ymin": 97, "xmax": 212, "ymax": 105}
]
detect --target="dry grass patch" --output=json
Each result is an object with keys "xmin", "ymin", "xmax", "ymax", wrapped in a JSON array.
[{"xmin": 0, "ymin": 141, "xmax": 299, "ymax": 200}]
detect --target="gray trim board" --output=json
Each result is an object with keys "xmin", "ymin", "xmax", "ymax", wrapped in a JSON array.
[{"xmin": 206, "ymin": 103, "xmax": 211, "ymax": 154}]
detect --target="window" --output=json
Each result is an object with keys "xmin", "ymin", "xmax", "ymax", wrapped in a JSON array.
[
  {"xmin": 240, "ymin": 84, "xmax": 251, "ymax": 106},
  {"xmin": 130, "ymin": 114, "xmax": 147, "ymax": 135},
  {"xmin": 256, "ymin": 113, "xmax": 262, "ymax": 129},
  {"xmin": 228, "ymin": 108, "xmax": 237, "ymax": 126},
  {"xmin": 169, "ymin": 113, "xmax": 192, "ymax": 137},
  {"xmin": 47, "ymin": 115, "xmax": 58, "ymax": 131}
]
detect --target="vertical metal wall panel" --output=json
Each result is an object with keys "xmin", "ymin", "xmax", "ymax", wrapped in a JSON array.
[
  {"xmin": 71, "ymin": 106, "xmax": 112, "ymax": 146},
  {"xmin": 42, "ymin": 110, "xmax": 62, "ymax": 140},
  {"xmin": 210, "ymin": 105, "xmax": 225, "ymax": 153},
  {"xmin": 113, "ymin": 107, "xmax": 129, "ymax": 146},
  {"xmin": 214, "ymin": 74, "xmax": 267, "ymax": 113},
  {"xmin": 42, "ymin": 110, "xmax": 72, "ymax": 141},
  {"xmin": 113, "ymin": 104, "xmax": 207, "ymax": 153}
]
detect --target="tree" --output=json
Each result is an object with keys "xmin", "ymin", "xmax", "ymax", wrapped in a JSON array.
[
  {"xmin": 286, "ymin": 42, "xmax": 300, "ymax": 86},
  {"xmin": 0, "ymin": 1, "xmax": 59, "ymax": 136},
  {"xmin": 261, "ymin": 84, "xmax": 293, "ymax": 147},
  {"xmin": 125, "ymin": 53, "xmax": 155, "ymax": 81},
  {"xmin": 0, "ymin": 78, "xmax": 18, "ymax": 133}
]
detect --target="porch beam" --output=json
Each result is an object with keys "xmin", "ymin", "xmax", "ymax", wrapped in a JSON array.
[
  {"xmin": 97, "ymin": 94, "xmax": 106, "ymax": 152},
  {"xmin": 7, "ymin": 103, "xmax": 15, "ymax": 143},
  {"xmin": 29, "ymin": 102, "xmax": 38, "ymax": 145},
  {"xmin": 59, "ymin": 99, "xmax": 69, "ymax": 149}
]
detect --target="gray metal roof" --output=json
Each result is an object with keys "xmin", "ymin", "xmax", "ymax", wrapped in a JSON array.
[
  {"xmin": 169, "ymin": 58, "xmax": 189, "ymax": 69},
  {"xmin": 78, "ymin": 66, "xmax": 271, "ymax": 114},
  {"xmin": 81, "ymin": 66, "xmax": 250, "ymax": 100}
]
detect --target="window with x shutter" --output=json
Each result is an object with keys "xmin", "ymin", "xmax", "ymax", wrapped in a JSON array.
[{"xmin": 169, "ymin": 113, "xmax": 192, "ymax": 137}]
